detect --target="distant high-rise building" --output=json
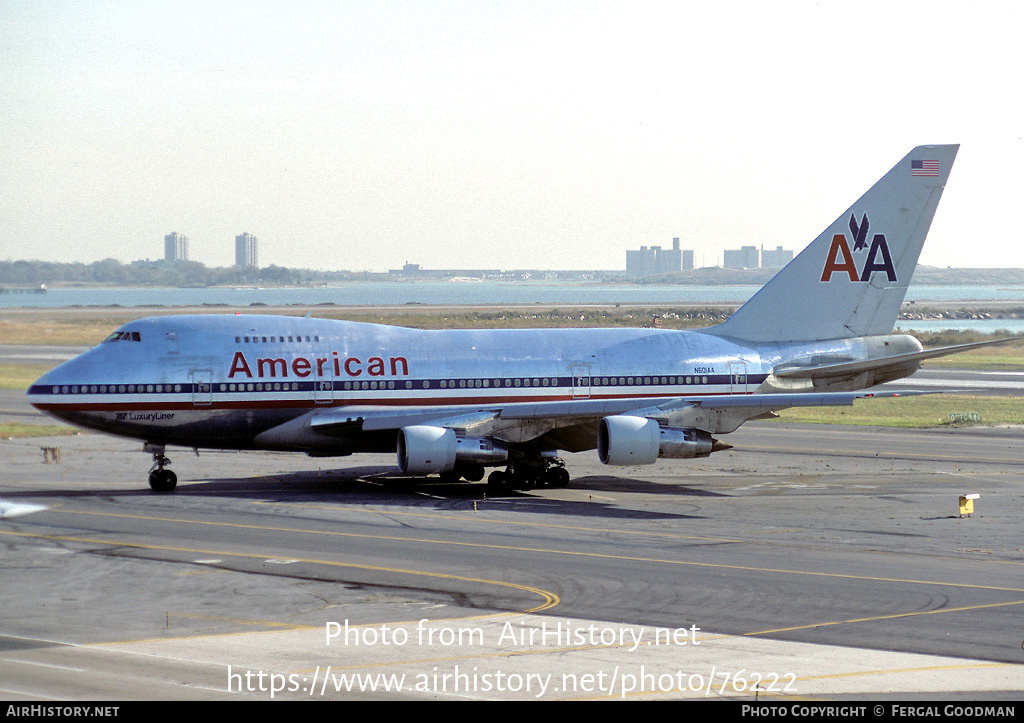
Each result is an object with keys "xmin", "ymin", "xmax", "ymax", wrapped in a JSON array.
[
  {"xmin": 760, "ymin": 245, "xmax": 794, "ymax": 268},
  {"xmin": 682, "ymin": 249, "xmax": 694, "ymax": 271},
  {"xmin": 235, "ymin": 233, "xmax": 258, "ymax": 268},
  {"xmin": 625, "ymin": 237, "xmax": 689, "ymax": 275},
  {"xmin": 164, "ymin": 232, "xmax": 188, "ymax": 262},
  {"xmin": 723, "ymin": 245, "xmax": 759, "ymax": 269}
]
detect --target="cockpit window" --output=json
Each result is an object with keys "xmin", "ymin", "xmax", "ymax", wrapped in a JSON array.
[{"xmin": 103, "ymin": 331, "xmax": 141, "ymax": 343}]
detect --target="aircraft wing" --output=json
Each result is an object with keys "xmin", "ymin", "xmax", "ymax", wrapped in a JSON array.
[
  {"xmin": 773, "ymin": 337, "xmax": 1021, "ymax": 381},
  {"xmin": 297, "ymin": 389, "xmax": 924, "ymax": 442},
  {"xmin": 308, "ymin": 397, "xmax": 684, "ymax": 439}
]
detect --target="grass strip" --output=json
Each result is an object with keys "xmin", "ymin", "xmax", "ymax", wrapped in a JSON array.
[
  {"xmin": 776, "ymin": 394, "xmax": 1022, "ymax": 428},
  {"xmin": 0, "ymin": 423, "xmax": 80, "ymax": 438}
]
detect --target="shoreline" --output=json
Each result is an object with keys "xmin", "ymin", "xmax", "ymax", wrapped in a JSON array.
[
  {"xmin": 2, "ymin": 299, "xmax": 1024, "ymax": 317},
  {"xmin": 4, "ymin": 302, "xmax": 1024, "ymax": 350}
]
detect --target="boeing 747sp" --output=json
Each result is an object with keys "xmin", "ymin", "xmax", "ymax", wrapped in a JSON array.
[{"xmin": 28, "ymin": 144, "xmax": 1002, "ymax": 492}]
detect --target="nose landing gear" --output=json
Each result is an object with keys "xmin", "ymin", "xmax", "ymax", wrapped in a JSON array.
[{"xmin": 146, "ymin": 444, "xmax": 177, "ymax": 492}]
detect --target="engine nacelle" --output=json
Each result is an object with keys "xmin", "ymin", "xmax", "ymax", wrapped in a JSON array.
[
  {"xmin": 397, "ymin": 426, "xmax": 508, "ymax": 475},
  {"xmin": 598, "ymin": 416, "xmax": 716, "ymax": 466},
  {"xmin": 598, "ymin": 415, "xmax": 659, "ymax": 465},
  {"xmin": 398, "ymin": 426, "xmax": 456, "ymax": 475},
  {"xmin": 657, "ymin": 426, "xmax": 715, "ymax": 459},
  {"xmin": 454, "ymin": 435, "xmax": 509, "ymax": 466}
]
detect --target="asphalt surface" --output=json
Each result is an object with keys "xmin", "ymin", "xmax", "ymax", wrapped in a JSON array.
[
  {"xmin": 3, "ymin": 343, "xmax": 1023, "ymax": 700},
  {"xmin": 2, "ymin": 413, "xmax": 1023, "ymax": 700},
  {"xmin": 884, "ymin": 367, "xmax": 1024, "ymax": 397}
]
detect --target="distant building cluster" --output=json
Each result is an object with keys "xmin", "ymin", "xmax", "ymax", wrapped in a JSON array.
[
  {"xmin": 164, "ymin": 232, "xmax": 188, "ymax": 262},
  {"xmin": 723, "ymin": 245, "xmax": 759, "ymax": 269},
  {"xmin": 387, "ymin": 262, "xmax": 500, "ymax": 278},
  {"xmin": 626, "ymin": 238, "xmax": 693, "ymax": 276},
  {"xmin": 624, "ymin": 238, "xmax": 793, "ymax": 274},
  {"xmin": 160, "ymin": 232, "xmax": 259, "ymax": 268},
  {"xmin": 760, "ymin": 245, "xmax": 793, "ymax": 268},
  {"xmin": 723, "ymin": 245, "xmax": 793, "ymax": 269}
]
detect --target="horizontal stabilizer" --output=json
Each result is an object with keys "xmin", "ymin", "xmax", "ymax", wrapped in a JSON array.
[{"xmin": 774, "ymin": 337, "xmax": 1022, "ymax": 380}]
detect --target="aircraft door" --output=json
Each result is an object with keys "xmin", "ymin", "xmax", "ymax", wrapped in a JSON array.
[
  {"xmin": 190, "ymin": 368, "xmax": 213, "ymax": 407},
  {"xmin": 313, "ymin": 347, "xmax": 334, "ymax": 405},
  {"xmin": 729, "ymin": 361, "xmax": 748, "ymax": 394},
  {"xmin": 570, "ymin": 363, "xmax": 591, "ymax": 399}
]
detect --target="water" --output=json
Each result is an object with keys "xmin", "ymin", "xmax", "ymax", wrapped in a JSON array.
[
  {"xmin": 2, "ymin": 282, "xmax": 758, "ymax": 308},
  {"xmin": 5, "ymin": 282, "xmax": 1024, "ymax": 309},
  {"xmin": 895, "ymin": 319, "xmax": 1024, "ymax": 334},
  {"xmin": 4, "ymin": 282, "xmax": 1024, "ymax": 333}
]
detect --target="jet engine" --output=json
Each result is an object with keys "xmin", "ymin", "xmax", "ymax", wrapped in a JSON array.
[
  {"xmin": 397, "ymin": 425, "xmax": 508, "ymax": 475},
  {"xmin": 597, "ymin": 415, "xmax": 718, "ymax": 465}
]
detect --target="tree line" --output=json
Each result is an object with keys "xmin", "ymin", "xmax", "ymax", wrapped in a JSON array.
[{"xmin": 0, "ymin": 259, "xmax": 372, "ymax": 287}]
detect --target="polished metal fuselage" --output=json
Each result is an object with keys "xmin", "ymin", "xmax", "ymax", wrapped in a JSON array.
[{"xmin": 27, "ymin": 314, "xmax": 920, "ymax": 453}]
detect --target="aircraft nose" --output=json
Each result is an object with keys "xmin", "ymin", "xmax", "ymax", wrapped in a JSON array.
[
  {"xmin": 25, "ymin": 348, "xmax": 104, "ymax": 407},
  {"xmin": 29, "ymin": 355, "xmax": 77, "ymax": 388},
  {"xmin": 28, "ymin": 364, "xmax": 54, "ymax": 389},
  {"xmin": 27, "ymin": 364, "xmax": 70, "ymax": 409}
]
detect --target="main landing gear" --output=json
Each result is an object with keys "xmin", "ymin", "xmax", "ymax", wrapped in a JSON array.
[
  {"xmin": 146, "ymin": 444, "xmax": 177, "ymax": 493},
  {"xmin": 486, "ymin": 456, "xmax": 570, "ymax": 495}
]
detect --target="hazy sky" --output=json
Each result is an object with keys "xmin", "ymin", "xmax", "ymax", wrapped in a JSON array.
[{"xmin": 2, "ymin": 1, "xmax": 1022, "ymax": 271}]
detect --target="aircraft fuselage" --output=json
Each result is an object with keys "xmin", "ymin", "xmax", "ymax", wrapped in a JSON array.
[{"xmin": 27, "ymin": 313, "xmax": 922, "ymax": 452}]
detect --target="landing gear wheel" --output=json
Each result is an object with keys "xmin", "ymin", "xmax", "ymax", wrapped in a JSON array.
[
  {"xmin": 147, "ymin": 445, "xmax": 176, "ymax": 493},
  {"xmin": 149, "ymin": 468, "xmax": 177, "ymax": 492},
  {"xmin": 487, "ymin": 470, "xmax": 514, "ymax": 495},
  {"xmin": 516, "ymin": 474, "xmax": 537, "ymax": 490},
  {"xmin": 545, "ymin": 467, "xmax": 570, "ymax": 488}
]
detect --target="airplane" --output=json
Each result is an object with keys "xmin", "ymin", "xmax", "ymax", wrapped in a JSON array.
[{"xmin": 26, "ymin": 144, "xmax": 1010, "ymax": 493}]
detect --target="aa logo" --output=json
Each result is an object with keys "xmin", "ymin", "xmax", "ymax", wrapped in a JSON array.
[{"xmin": 820, "ymin": 214, "xmax": 897, "ymax": 283}]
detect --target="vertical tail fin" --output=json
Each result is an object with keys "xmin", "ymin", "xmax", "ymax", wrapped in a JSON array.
[{"xmin": 709, "ymin": 144, "xmax": 959, "ymax": 342}]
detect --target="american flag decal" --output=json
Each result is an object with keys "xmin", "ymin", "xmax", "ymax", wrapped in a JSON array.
[{"xmin": 911, "ymin": 159, "xmax": 940, "ymax": 177}]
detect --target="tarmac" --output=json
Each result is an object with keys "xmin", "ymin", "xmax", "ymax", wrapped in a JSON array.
[
  {"xmin": 2, "ymin": 325, "xmax": 1024, "ymax": 701},
  {"xmin": 2, "ymin": 413, "xmax": 1023, "ymax": 700}
]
